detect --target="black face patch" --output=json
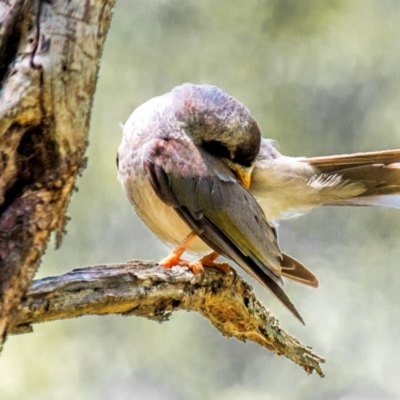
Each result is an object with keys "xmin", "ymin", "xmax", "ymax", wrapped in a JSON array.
[
  {"xmin": 201, "ymin": 140, "xmax": 231, "ymax": 160},
  {"xmin": 232, "ymin": 147, "xmax": 257, "ymax": 167},
  {"xmin": 232, "ymin": 121, "xmax": 261, "ymax": 167}
]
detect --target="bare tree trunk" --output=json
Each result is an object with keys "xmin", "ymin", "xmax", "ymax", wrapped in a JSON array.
[
  {"xmin": 0, "ymin": 0, "xmax": 325, "ymax": 376},
  {"xmin": 0, "ymin": 0, "xmax": 115, "ymax": 350}
]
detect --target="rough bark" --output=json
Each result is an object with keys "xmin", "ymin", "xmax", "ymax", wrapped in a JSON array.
[
  {"xmin": 10, "ymin": 261, "xmax": 325, "ymax": 376},
  {"xmin": 0, "ymin": 0, "xmax": 115, "ymax": 349}
]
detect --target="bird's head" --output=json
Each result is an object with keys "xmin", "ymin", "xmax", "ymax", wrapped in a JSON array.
[{"xmin": 171, "ymin": 83, "xmax": 261, "ymax": 189}]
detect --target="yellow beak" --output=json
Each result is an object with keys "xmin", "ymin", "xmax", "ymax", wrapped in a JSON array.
[{"xmin": 233, "ymin": 166, "xmax": 252, "ymax": 190}]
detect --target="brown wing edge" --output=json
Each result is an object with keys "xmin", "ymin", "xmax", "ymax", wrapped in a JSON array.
[
  {"xmin": 304, "ymin": 149, "xmax": 400, "ymax": 172},
  {"xmin": 281, "ymin": 253, "xmax": 319, "ymax": 288}
]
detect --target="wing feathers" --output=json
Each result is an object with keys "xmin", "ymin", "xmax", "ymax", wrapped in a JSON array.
[
  {"xmin": 145, "ymin": 138, "xmax": 307, "ymax": 322},
  {"xmin": 176, "ymin": 206, "xmax": 305, "ymax": 324}
]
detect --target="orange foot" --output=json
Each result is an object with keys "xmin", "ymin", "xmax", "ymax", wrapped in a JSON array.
[
  {"xmin": 198, "ymin": 252, "xmax": 233, "ymax": 275},
  {"xmin": 159, "ymin": 252, "xmax": 204, "ymax": 275},
  {"xmin": 159, "ymin": 232, "xmax": 204, "ymax": 274}
]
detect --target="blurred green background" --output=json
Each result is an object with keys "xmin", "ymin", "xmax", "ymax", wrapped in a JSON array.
[{"xmin": 2, "ymin": 0, "xmax": 400, "ymax": 398}]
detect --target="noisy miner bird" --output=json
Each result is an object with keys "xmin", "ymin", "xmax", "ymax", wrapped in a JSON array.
[{"xmin": 117, "ymin": 83, "xmax": 400, "ymax": 324}]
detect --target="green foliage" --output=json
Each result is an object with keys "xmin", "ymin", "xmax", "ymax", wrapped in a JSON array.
[{"xmin": 263, "ymin": 0, "xmax": 346, "ymax": 38}]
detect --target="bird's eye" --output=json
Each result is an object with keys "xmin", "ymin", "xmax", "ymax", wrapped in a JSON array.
[{"xmin": 116, "ymin": 153, "xmax": 119, "ymax": 168}]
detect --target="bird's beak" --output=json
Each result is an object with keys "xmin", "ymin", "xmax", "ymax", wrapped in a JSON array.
[
  {"xmin": 238, "ymin": 171, "xmax": 252, "ymax": 190},
  {"xmin": 231, "ymin": 165, "xmax": 253, "ymax": 190}
]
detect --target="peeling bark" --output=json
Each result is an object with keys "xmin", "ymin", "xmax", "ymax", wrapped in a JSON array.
[
  {"xmin": 0, "ymin": 0, "xmax": 115, "ymax": 348},
  {"xmin": 10, "ymin": 261, "xmax": 325, "ymax": 377}
]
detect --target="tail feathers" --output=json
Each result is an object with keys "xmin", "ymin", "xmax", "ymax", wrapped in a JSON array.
[
  {"xmin": 332, "ymin": 164, "xmax": 400, "ymax": 197},
  {"xmin": 256, "ymin": 271, "xmax": 305, "ymax": 325},
  {"xmin": 232, "ymin": 253, "xmax": 305, "ymax": 324},
  {"xmin": 281, "ymin": 253, "xmax": 319, "ymax": 288},
  {"xmin": 243, "ymin": 253, "xmax": 321, "ymax": 324},
  {"xmin": 304, "ymin": 150, "xmax": 400, "ymax": 205},
  {"xmin": 305, "ymin": 149, "xmax": 400, "ymax": 172},
  {"xmin": 330, "ymin": 194, "xmax": 400, "ymax": 208}
]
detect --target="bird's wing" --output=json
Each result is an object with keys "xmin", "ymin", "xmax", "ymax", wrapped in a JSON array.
[{"xmin": 145, "ymin": 137, "xmax": 305, "ymax": 323}]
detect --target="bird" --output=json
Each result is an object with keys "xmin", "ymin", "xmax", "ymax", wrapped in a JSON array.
[{"xmin": 117, "ymin": 83, "xmax": 400, "ymax": 324}]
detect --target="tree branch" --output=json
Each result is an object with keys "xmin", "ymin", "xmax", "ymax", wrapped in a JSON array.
[{"xmin": 10, "ymin": 261, "xmax": 325, "ymax": 377}]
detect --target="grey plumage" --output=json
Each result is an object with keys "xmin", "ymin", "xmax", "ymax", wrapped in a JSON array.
[{"xmin": 118, "ymin": 83, "xmax": 400, "ymax": 323}]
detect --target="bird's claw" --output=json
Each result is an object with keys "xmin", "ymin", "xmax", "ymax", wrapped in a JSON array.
[
  {"xmin": 159, "ymin": 250, "xmax": 235, "ymax": 285},
  {"xmin": 198, "ymin": 253, "xmax": 233, "ymax": 275},
  {"xmin": 159, "ymin": 254, "xmax": 204, "ymax": 275}
]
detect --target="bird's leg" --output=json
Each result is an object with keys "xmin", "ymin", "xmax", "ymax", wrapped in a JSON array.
[
  {"xmin": 159, "ymin": 232, "xmax": 204, "ymax": 274},
  {"xmin": 198, "ymin": 251, "xmax": 233, "ymax": 275}
]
